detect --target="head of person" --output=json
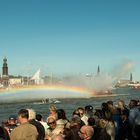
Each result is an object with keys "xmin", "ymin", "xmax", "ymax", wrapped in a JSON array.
[
  {"xmin": 129, "ymin": 99, "xmax": 138, "ymax": 109},
  {"xmin": 61, "ymin": 128, "xmax": 75, "ymax": 140},
  {"xmin": 18, "ymin": 109, "xmax": 29, "ymax": 124},
  {"xmin": 57, "ymin": 109, "xmax": 67, "ymax": 120},
  {"xmin": 85, "ymin": 105, "xmax": 93, "ymax": 113},
  {"xmin": 117, "ymin": 100, "xmax": 126, "ymax": 110},
  {"xmin": 88, "ymin": 117, "xmax": 95, "ymax": 127},
  {"xmin": 98, "ymin": 119, "xmax": 107, "ymax": 129},
  {"xmin": 70, "ymin": 116, "xmax": 81, "ymax": 128},
  {"xmin": 78, "ymin": 107, "xmax": 85, "ymax": 118},
  {"xmin": 51, "ymin": 134, "xmax": 64, "ymax": 140},
  {"xmin": 107, "ymin": 100, "xmax": 113, "ymax": 109},
  {"xmin": 49, "ymin": 105, "xmax": 57, "ymax": 114},
  {"xmin": 27, "ymin": 108, "xmax": 36, "ymax": 120},
  {"xmin": 121, "ymin": 110, "xmax": 129, "ymax": 121},
  {"xmin": 94, "ymin": 109, "xmax": 103, "ymax": 119},
  {"xmin": 101, "ymin": 102, "xmax": 109, "ymax": 110},
  {"xmin": 85, "ymin": 105, "xmax": 93, "ymax": 117},
  {"xmin": 47, "ymin": 116, "xmax": 57, "ymax": 130},
  {"xmin": 79, "ymin": 125, "xmax": 94, "ymax": 140},
  {"xmin": 72, "ymin": 109, "xmax": 80, "ymax": 117},
  {"xmin": 36, "ymin": 114, "xmax": 43, "ymax": 121},
  {"xmin": 8, "ymin": 115, "xmax": 17, "ymax": 125}
]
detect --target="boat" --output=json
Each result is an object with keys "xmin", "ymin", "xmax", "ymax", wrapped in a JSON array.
[
  {"xmin": 48, "ymin": 98, "xmax": 61, "ymax": 104},
  {"xmin": 33, "ymin": 98, "xmax": 61, "ymax": 104}
]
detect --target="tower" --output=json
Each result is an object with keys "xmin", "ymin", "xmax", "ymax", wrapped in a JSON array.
[
  {"xmin": 97, "ymin": 65, "xmax": 100, "ymax": 75},
  {"xmin": 130, "ymin": 73, "xmax": 133, "ymax": 81},
  {"xmin": 2, "ymin": 57, "xmax": 9, "ymax": 87},
  {"xmin": 2, "ymin": 57, "xmax": 8, "ymax": 76}
]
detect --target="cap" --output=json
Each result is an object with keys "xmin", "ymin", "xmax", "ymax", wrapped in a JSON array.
[
  {"xmin": 9, "ymin": 115, "xmax": 17, "ymax": 120},
  {"xmin": 85, "ymin": 105, "xmax": 93, "ymax": 111}
]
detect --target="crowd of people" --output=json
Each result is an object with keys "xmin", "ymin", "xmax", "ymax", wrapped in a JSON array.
[{"xmin": 0, "ymin": 99, "xmax": 140, "ymax": 140}]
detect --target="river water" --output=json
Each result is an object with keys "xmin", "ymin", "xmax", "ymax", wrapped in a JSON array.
[{"xmin": 0, "ymin": 88, "xmax": 140, "ymax": 122}]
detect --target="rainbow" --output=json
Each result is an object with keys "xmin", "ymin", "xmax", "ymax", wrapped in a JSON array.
[{"xmin": 0, "ymin": 84, "xmax": 95, "ymax": 103}]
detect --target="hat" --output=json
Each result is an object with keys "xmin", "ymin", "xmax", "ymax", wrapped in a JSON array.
[
  {"xmin": 9, "ymin": 115, "xmax": 17, "ymax": 120},
  {"xmin": 85, "ymin": 105, "xmax": 93, "ymax": 111}
]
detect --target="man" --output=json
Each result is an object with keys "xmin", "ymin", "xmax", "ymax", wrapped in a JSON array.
[
  {"xmin": 10, "ymin": 109, "xmax": 38, "ymax": 140},
  {"xmin": 79, "ymin": 125, "xmax": 94, "ymax": 140}
]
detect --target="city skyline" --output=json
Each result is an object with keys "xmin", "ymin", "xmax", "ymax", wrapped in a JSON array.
[{"xmin": 0, "ymin": 0, "xmax": 140, "ymax": 80}]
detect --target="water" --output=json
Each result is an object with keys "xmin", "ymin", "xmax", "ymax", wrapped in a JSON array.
[{"xmin": 0, "ymin": 88, "xmax": 140, "ymax": 122}]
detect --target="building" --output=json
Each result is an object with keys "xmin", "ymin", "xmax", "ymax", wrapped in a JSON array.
[{"xmin": 1, "ymin": 57, "xmax": 9, "ymax": 87}]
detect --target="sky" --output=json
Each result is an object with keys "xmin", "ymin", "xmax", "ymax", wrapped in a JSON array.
[{"xmin": 0, "ymin": 0, "xmax": 140, "ymax": 80}]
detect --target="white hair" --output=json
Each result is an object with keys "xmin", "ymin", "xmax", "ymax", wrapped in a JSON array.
[{"xmin": 27, "ymin": 108, "xmax": 36, "ymax": 120}]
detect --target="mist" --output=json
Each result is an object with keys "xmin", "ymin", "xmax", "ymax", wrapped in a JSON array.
[
  {"xmin": 0, "ymin": 60, "xmax": 134, "ymax": 103},
  {"xmin": 60, "ymin": 60, "xmax": 134, "ymax": 92}
]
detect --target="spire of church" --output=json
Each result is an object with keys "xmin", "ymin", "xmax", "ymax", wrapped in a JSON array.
[
  {"xmin": 130, "ymin": 73, "xmax": 133, "ymax": 81},
  {"xmin": 2, "ymin": 57, "xmax": 8, "ymax": 76},
  {"xmin": 97, "ymin": 65, "xmax": 100, "ymax": 75},
  {"xmin": 2, "ymin": 57, "xmax": 9, "ymax": 87}
]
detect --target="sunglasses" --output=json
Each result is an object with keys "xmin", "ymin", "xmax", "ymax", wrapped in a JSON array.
[{"xmin": 48, "ymin": 121, "xmax": 56, "ymax": 125}]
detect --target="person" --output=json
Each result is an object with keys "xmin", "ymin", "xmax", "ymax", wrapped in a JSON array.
[
  {"xmin": 10, "ymin": 109, "xmax": 38, "ymax": 140},
  {"xmin": 56, "ymin": 109, "xmax": 69, "ymax": 129},
  {"xmin": 77, "ymin": 107, "xmax": 88, "ymax": 125},
  {"xmin": 51, "ymin": 134, "xmax": 64, "ymax": 140},
  {"xmin": 119, "ymin": 110, "xmax": 130, "ymax": 140},
  {"xmin": 72, "ymin": 109, "xmax": 80, "ymax": 117},
  {"xmin": 92, "ymin": 119, "xmax": 111, "ymax": 140},
  {"xmin": 85, "ymin": 105, "xmax": 94, "ymax": 118},
  {"xmin": 69, "ymin": 116, "xmax": 82, "ymax": 140},
  {"xmin": 0, "ymin": 125, "xmax": 10, "ymax": 140},
  {"xmin": 107, "ymin": 100, "xmax": 121, "ymax": 140},
  {"xmin": 117, "ymin": 100, "xmax": 128, "ymax": 112},
  {"xmin": 78, "ymin": 125, "xmax": 94, "ymax": 140},
  {"xmin": 88, "ymin": 117, "xmax": 95, "ymax": 128},
  {"xmin": 5, "ymin": 115, "xmax": 17, "ymax": 134},
  {"xmin": 45, "ymin": 116, "xmax": 62, "ymax": 140},
  {"xmin": 101, "ymin": 102, "xmax": 110, "ymax": 119},
  {"xmin": 81, "ymin": 105, "xmax": 94, "ymax": 125},
  {"xmin": 36, "ymin": 114, "xmax": 49, "ymax": 134},
  {"xmin": 49, "ymin": 105, "xmax": 57, "ymax": 120},
  {"xmin": 128, "ymin": 100, "xmax": 140, "ymax": 139},
  {"xmin": 61, "ymin": 127, "xmax": 76, "ymax": 140},
  {"xmin": 105, "ymin": 115, "xmax": 115, "ymax": 140},
  {"xmin": 27, "ymin": 109, "xmax": 45, "ymax": 140}
]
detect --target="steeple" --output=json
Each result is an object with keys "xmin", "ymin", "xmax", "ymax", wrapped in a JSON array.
[
  {"xmin": 2, "ymin": 57, "xmax": 9, "ymax": 87},
  {"xmin": 2, "ymin": 57, "xmax": 8, "ymax": 76},
  {"xmin": 97, "ymin": 65, "xmax": 100, "ymax": 75},
  {"xmin": 130, "ymin": 73, "xmax": 133, "ymax": 81}
]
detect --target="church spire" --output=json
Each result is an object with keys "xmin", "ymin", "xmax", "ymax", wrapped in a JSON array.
[
  {"xmin": 2, "ymin": 57, "xmax": 9, "ymax": 87},
  {"xmin": 2, "ymin": 57, "xmax": 8, "ymax": 76},
  {"xmin": 97, "ymin": 65, "xmax": 100, "ymax": 75},
  {"xmin": 130, "ymin": 73, "xmax": 133, "ymax": 81}
]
